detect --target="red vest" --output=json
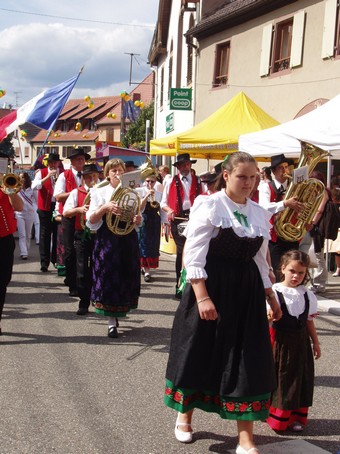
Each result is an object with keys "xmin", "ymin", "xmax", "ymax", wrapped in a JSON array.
[
  {"xmin": 37, "ymin": 167, "xmax": 54, "ymax": 211},
  {"xmin": 0, "ymin": 191, "xmax": 17, "ymax": 237},
  {"xmin": 167, "ymin": 175, "xmax": 202, "ymax": 216},
  {"xmin": 269, "ymin": 183, "xmax": 279, "ymax": 242},
  {"xmin": 75, "ymin": 187, "xmax": 88, "ymax": 231},
  {"xmin": 58, "ymin": 169, "xmax": 78, "ymax": 215}
]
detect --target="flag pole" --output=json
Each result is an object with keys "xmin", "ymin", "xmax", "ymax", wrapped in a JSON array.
[{"xmin": 33, "ymin": 66, "xmax": 84, "ymax": 167}]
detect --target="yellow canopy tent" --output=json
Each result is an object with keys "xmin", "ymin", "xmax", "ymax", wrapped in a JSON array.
[{"xmin": 150, "ymin": 92, "xmax": 279, "ymax": 159}]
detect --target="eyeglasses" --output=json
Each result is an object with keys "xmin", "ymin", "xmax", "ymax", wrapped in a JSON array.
[{"xmin": 145, "ymin": 180, "xmax": 155, "ymax": 183}]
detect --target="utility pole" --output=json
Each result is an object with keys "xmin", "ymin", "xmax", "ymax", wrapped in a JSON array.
[
  {"xmin": 124, "ymin": 52, "xmax": 140, "ymax": 86},
  {"xmin": 13, "ymin": 91, "xmax": 22, "ymax": 108}
]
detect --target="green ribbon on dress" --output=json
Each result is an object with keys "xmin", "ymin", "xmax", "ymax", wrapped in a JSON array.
[
  {"xmin": 81, "ymin": 226, "xmax": 92, "ymax": 241},
  {"xmin": 233, "ymin": 210, "xmax": 249, "ymax": 228}
]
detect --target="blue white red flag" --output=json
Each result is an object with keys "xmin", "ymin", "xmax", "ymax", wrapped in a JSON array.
[{"xmin": 0, "ymin": 73, "xmax": 81, "ymax": 142}]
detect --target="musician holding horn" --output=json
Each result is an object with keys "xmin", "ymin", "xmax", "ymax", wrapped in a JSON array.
[
  {"xmin": 0, "ymin": 152, "xmax": 23, "ymax": 335},
  {"xmin": 259, "ymin": 153, "xmax": 304, "ymax": 279},
  {"xmin": 136, "ymin": 159, "xmax": 167, "ymax": 282},
  {"xmin": 161, "ymin": 153, "xmax": 203, "ymax": 299},
  {"xmin": 63, "ymin": 164, "xmax": 99, "ymax": 315},
  {"xmin": 31, "ymin": 153, "xmax": 63, "ymax": 272},
  {"xmin": 86, "ymin": 158, "xmax": 142, "ymax": 338}
]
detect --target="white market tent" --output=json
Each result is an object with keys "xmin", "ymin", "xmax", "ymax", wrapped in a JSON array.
[{"xmin": 238, "ymin": 94, "xmax": 340, "ymax": 160}]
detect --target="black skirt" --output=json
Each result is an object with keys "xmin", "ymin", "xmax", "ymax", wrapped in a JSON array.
[{"xmin": 165, "ymin": 228, "xmax": 276, "ymax": 419}]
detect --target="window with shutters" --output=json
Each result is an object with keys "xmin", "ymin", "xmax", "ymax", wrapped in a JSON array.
[
  {"xmin": 187, "ymin": 15, "xmax": 194, "ymax": 86},
  {"xmin": 335, "ymin": 5, "xmax": 340, "ymax": 56},
  {"xmin": 160, "ymin": 66, "xmax": 164, "ymax": 109},
  {"xmin": 213, "ymin": 41, "xmax": 230, "ymax": 88},
  {"xmin": 271, "ymin": 18, "xmax": 293, "ymax": 73},
  {"xmin": 168, "ymin": 42, "xmax": 173, "ymax": 101},
  {"xmin": 260, "ymin": 12, "xmax": 305, "ymax": 77}
]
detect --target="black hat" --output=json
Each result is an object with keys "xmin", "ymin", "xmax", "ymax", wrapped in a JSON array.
[
  {"xmin": 67, "ymin": 148, "xmax": 91, "ymax": 161},
  {"xmin": 47, "ymin": 153, "xmax": 63, "ymax": 162},
  {"xmin": 124, "ymin": 160, "xmax": 138, "ymax": 168},
  {"xmin": 270, "ymin": 154, "xmax": 294, "ymax": 169},
  {"xmin": 82, "ymin": 164, "xmax": 100, "ymax": 175},
  {"xmin": 173, "ymin": 153, "xmax": 197, "ymax": 167},
  {"xmin": 200, "ymin": 172, "xmax": 217, "ymax": 184},
  {"xmin": 214, "ymin": 162, "xmax": 223, "ymax": 175}
]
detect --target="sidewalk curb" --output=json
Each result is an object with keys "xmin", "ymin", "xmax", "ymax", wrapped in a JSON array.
[{"xmin": 317, "ymin": 295, "xmax": 340, "ymax": 315}]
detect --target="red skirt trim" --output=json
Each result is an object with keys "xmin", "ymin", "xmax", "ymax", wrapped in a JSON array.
[
  {"xmin": 267, "ymin": 406, "xmax": 309, "ymax": 431},
  {"xmin": 140, "ymin": 257, "xmax": 159, "ymax": 268}
]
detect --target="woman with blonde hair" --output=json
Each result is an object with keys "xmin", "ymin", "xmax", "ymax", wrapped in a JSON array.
[{"xmin": 87, "ymin": 159, "xmax": 142, "ymax": 338}]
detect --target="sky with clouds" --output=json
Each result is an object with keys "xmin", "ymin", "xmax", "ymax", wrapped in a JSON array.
[{"xmin": 0, "ymin": 1, "xmax": 159, "ymax": 108}]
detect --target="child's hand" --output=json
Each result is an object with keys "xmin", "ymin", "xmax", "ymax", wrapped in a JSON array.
[{"xmin": 313, "ymin": 342, "xmax": 321, "ymax": 359}]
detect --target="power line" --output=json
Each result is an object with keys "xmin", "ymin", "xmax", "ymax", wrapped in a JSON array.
[{"xmin": 0, "ymin": 7, "xmax": 155, "ymax": 29}]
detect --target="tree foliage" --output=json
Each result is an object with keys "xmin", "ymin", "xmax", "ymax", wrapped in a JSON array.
[
  {"xmin": 121, "ymin": 102, "xmax": 154, "ymax": 151},
  {"xmin": 0, "ymin": 134, "xmax": 15, "ymax": 158}
]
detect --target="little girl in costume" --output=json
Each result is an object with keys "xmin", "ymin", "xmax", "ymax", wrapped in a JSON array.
[{"xmin": 267, "ymin": 250, "xmax": 321, "ymax": 432}]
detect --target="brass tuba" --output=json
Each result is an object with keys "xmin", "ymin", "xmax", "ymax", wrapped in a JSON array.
[
  {"xmin": 275, "ymin": 141, "xmax": 330, "ymax": 242},
  {"xmin": 106, "ymin": 183, "xmax": 141, "ymax": 236},
  {"xmin": 0, "ymin": 173, "xmax": 21, "ymax": 194}
]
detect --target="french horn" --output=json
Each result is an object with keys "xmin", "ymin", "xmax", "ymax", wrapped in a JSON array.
[
  {"xmin": 106, "ymin": 182, "xmax": 141, "ymax": 236},
  {"xmin": 275, "ymin": 141, "xmax": 329, "ymax": 242}
]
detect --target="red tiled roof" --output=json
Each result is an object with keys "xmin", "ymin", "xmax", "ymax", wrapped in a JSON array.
[{"xmin": 187, "ymin": 0, "xmax": 296, "ymax": 39}]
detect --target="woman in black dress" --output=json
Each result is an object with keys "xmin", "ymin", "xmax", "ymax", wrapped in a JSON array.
[
  {"xmin": 164, "ymin": 152, "xmax": 282, "ymax": 454},
  {"xmin": 87, "ymin": 159, "xmax": 142, "ymax": 338}
]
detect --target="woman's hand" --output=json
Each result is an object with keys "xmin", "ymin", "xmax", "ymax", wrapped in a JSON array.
[
  {"xmin": 105, "ymin": 201, "xmax": 121, "ymax": 215},
  {"xmin": 197, "ymin": 298, "xmax": 218, "ymax": 321},
  {"xmin": 134, "ymin": 214, "xmax": 142, "ymax": 225},
  {"xmin": 267, "ymin": 302, "xmax": 282, "ymax": 322}
]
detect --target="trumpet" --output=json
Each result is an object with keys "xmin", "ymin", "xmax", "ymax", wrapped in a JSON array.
[
  {"xmin": 0, "ymin": 173, "xmax": 21, "ymax": 195},
  {"xmin": 148, "ymin": 189, "xmax": 160, "ymax": 209}
]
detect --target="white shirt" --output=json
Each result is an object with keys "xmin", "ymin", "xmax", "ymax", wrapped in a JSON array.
[
  {"xmin": 183, "ymin": 190, "xmax": 273, "ymax": 288},
  {"xmin": 15, "ymin": 188, "xmax": 35, "ymax": 218},
  {"xmin": 272, "ymin": 283, "xmax": 318, "ymax": 320},
  {"xmin": 53, "ymin": 168, "xmax": 82, "ymax": 197},
  {"xmin": 31, "ymin": 168, "xmax": 57, "ymax": 202},
  {"xmin": 63, "ymin": 185, "xmax": 90, "ymax": 213},
  {"xmin": 135, "ymin": 186, "xmax": 167, "ymax": 223},
  {"xmin": 160, "ymin": 173, "xmax": 193, "ymax": 212},
  {"xmin": 258, "ymin": 177, "xmax": 287, "ymax": 215}
]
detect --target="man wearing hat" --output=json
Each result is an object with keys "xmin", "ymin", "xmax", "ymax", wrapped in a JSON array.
[
  {"xmin": 124, "ymin": 160, "xmax": 138, "ymax": 173},
  {"xmin": 161, "ymin": 153, "xmax": 203, "ymax": 297},
  {"xmin": 54, "ymin": 148, "xmax": 90, "ymax": 296},
  {"xmin": 32, "ymin": 152, "xmax": 63, "ymax": 272},
  {"xmin": 63, "ymin": 164, "xmax": 99, "ymax": 314},
  {"xmin": 259, "ymin": 153, "xmax": 304, "ymax": 278}
]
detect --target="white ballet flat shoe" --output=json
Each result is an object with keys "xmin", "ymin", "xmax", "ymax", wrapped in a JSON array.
[
  {"xmin": 236, "ymin": 445, "xmax": 259, "ymax": 454},
  {"xmin": 174, "ymin": 413, "xmax": 193, "ymax": 443}
]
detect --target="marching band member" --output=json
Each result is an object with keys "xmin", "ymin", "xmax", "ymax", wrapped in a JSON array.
[
  {"xmin": 32, "ymin": 153, "xmax": 63, "ymax": 272},
  {"xmin": 86, "ymin": 158, "xmax": 142, "ymax": 338},
  {"xmin": 63, "ymin": 164, "xmax": 99, "ymax": 315}
]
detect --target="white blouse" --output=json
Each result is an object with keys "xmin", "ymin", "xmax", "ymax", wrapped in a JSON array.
[
  {"xmin": 272, "ymin": 283, "xmax": 318, "ymax": 320},
  {"xmin": 86, "ymin": 183, "xmax": 116, "ymax": 231},
  {"xmin": 183, "ymin": 190, "xmax": 273, "ymax": 288}
]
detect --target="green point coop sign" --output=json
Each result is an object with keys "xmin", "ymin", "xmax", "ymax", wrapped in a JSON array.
[{"xmin": 170, "ymin": 88, "xmax": 192, "ymax": 111}]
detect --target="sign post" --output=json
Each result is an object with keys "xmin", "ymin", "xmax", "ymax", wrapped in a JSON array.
[{"xmin": 166, "ymin": 112, "xmax": 174, "ymax": 133}]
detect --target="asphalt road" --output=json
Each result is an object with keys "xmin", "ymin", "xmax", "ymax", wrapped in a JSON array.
[{"xmin": 0, "ymin": 242, "xmax": 339, "ymax": 454}]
